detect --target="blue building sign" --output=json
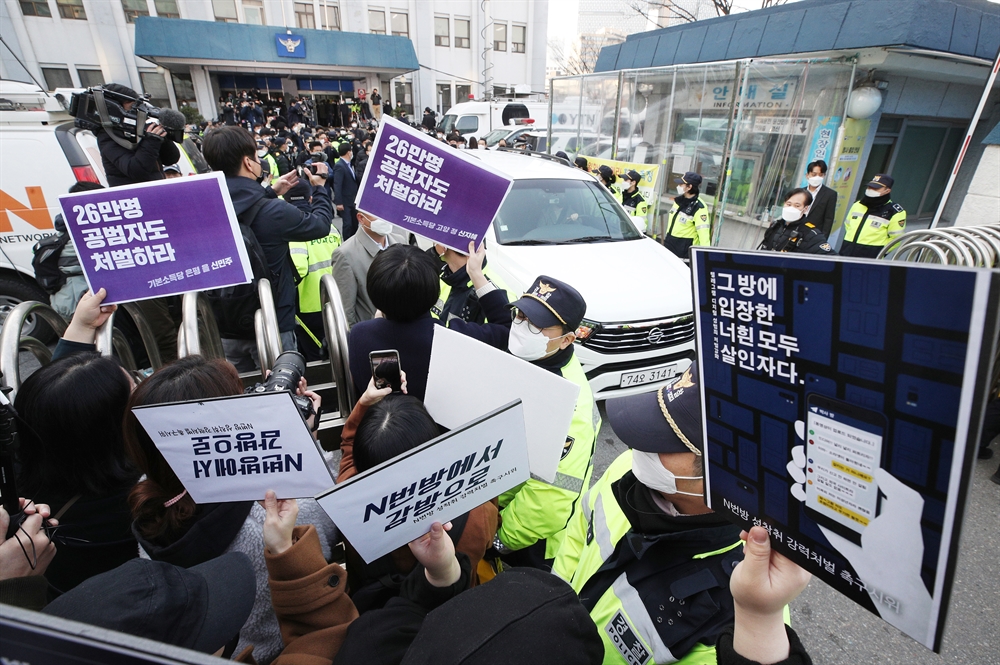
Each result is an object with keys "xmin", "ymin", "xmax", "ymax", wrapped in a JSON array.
[{"xmin": 276, "ymin": 34, "xmax": 306, "ymax": 58}]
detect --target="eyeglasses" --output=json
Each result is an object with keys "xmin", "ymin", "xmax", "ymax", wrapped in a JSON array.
[{"xmin": 511, "ymin": 308, "xmax": 543, "ymax": 334}]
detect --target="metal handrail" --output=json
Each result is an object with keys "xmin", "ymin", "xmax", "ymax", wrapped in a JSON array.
[
  {"xmin": 888, "ymin": 241, "xmax": 950, "ymax": 264},
  {"xmin": 119, "ymin": 302, "xmax": 164, "ymax": 370},
  {"xmin": 93, "ymin": 312, "xmax": 138, "ymax": 372},
  {"xmin": 320, "ymin": 273, "xmax": 356, "ymax": 415},
  {"xmin": 256, "ymin": 278, "xmax": 281, "ymax": 371},
  {"xmin": 177, "ymin": 292, "xmax": 224, "ymax": 360},
  {"xmin": 880, "ymin": 224, "xmax": 1000, "ymax": 267},
  {"xmin": 0, "ymin": 301, "xmax": 68, "ymax": 396}
]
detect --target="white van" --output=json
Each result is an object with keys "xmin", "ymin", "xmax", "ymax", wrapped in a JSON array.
[
  {"xmin": 438, "ymin": 100, "xmax": 549, "ymax": 137},
  {"xmin": 0, "ymin": 81, "xmax": 107, "ymax": 337}
]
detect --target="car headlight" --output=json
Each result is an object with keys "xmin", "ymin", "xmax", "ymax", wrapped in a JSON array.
[{"xmin": 574, "ymin": 318, "xmax": 600, "ymax": 343}]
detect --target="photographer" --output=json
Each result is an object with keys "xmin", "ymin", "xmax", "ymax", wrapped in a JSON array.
[
  {"xmin": 202, "ymin": 126, "xmax": 333, "ymax": 368},
  {"xmin": 94, "ymin": 84, "xmax": 181, "ymax": 187}
]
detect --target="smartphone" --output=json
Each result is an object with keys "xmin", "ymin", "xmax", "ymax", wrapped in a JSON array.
[
  {"xmin": 369, "ymin": 349, "xmax": 403, "ymax": 393},
  {"xmin": 803, "ymin": 394, "xmax": 888, "ymax": 546}
]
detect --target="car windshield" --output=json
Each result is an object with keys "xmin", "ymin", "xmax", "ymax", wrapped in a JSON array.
[
  {"xmin": 492, "ymin": 179, "xmax": 643, "ymax": 245},
  {"xmin": 483, "ymin": 129, "xmax": 510, "ymax": 146},
  {"xmin": 439, "ymin": 114, "xmax": 457, "ymax": 133}
]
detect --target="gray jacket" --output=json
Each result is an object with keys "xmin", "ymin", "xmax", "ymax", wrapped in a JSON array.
[{"xmin": 331, "ymin": 229, "xmax": 399, "ymax": 326}]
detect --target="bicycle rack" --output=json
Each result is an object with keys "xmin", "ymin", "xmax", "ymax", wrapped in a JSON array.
[
  {"xmin": 176, "ymin": 292, "xmax": 225, "ymax": 361},
  {"xmin": 320, "ymin": 273, "xmax": 356, "ymax": 417},
  {"xmin": 0, "ymin": 302, "xmax": 68, "ymax": 397},
  {"xmin": 879, "ymin": 224, "xmax": 1000, "ymax": 268},
  {"xmin": 254, "ymin": 278, "xmax": 282, "ymax": 376},
  {"xmin": 94, "ymin": 312, "xmax": 139, "ymax": 373}
]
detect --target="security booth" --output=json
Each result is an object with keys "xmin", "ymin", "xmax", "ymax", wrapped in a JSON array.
[
  {"xmin": 132, "ymin": 16, "xmax": 418, "ymax": 125},
  {"xmin": 549, "ymin": 0, "xmax": 1000, "ymax": 249}
]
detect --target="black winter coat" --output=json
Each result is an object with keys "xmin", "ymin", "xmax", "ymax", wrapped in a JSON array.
[{"xmin": 97, "ymin": 130, "xmax": 180, "ymax": 187}]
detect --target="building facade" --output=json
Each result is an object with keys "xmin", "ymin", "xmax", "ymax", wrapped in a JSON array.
[{"xmin": 0, "ymin": 0, "xmax": 548, "ymax": 120}]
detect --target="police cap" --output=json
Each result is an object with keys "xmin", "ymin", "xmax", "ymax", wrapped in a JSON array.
[
  {"xmin": 509, "ymin": 275, "xmax": 587, "ymax": 331},
  {"xmin": 606, "ymin": 362, "xmax": 703, "ymax": 455},
  {"xmin": 674, "ymin": 172, "xmax": 702, "ymax": 187},
  {"xmin": 866, "ymin": 173, "xmax": 894, "ymax": 189},
  {"xmin": 624, "ymin": 169, "xmax": 642, "ymax": 184}
]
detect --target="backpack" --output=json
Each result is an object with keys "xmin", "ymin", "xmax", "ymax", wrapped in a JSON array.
[
  {"xmin": 32, "ymin": 233, "xmax": 71, "ymax": 295},
  {"xmin": 204, "ymin": 198, "xmax": 272, "ymax": 340}
]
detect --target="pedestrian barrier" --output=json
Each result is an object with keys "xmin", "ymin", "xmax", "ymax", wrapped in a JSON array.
[
  {"xmin": 176, "ymin": 292, "xmax": 224, "ymax": 361},
  {"xmin": 254, "ymin": 278, "xmax": 281, "ymax": 377},
  {"xmin": 0, "ymin": 302, "xmax": 67, "ymax": 397},
  {"xmin": 878, "ymin": 224, "xmax": 1000, "ymax": 268},
  {"xmin": 94, "ymin": 312, "xmax": 139, "ymax": 373},
  {"xmin": 320, "ymin": 273, "xmax": 356, "ymax": 418}
]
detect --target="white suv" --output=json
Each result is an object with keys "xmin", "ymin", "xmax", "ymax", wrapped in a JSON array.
[{"xmin": 468, "ymin": 150, "xmax": 695, "ymax": 400}]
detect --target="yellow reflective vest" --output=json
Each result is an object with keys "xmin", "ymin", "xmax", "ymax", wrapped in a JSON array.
[
  {"xmin": 290, "ymin": 228, "xmax": 343, "ymax": 314},
  {"xmin": 842, "ymin": 198, "xmax": 906, "ymax": 248},
  {"xmin": 666, "ymin": 197, "xmax": 711, "ymax": 246},
  {"xmin": 497, "ymin": 353, "xmax": 600, "ymax": 558}
]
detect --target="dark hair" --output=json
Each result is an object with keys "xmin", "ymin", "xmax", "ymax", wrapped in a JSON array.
[
  {"xmin": 338, "ymin": 142, "xmax": 352, "ymax": 157},
  {"xmin": 124, "ymin": 356, "xmax": 244, "ymax": 544},
  {"xmin": 807, "ymin": 160, "xmax": 828, "ymax": 175},
  {"xmin": 308, "ymin": 140, "xmax": 322, "ymax": 151},
  {"xmin": 784, "ymin": 187, "xmax": 814, "ymax": 206},
  {"xmin": 354, "ymin": 396, "xmax": 440, "ymax": 472},
  {"xmin": 14, "ymin": 352, "xmax": 136, "ymax": 498},
  {"xmin": 367, "ymin": 244, "xmax": 440, "ymax": 322},
  {"xmin": 202, "ymin": 126, "xmax": 256, "ymax": 177},
  {"xmin": 574, "ymin": 156, "xmax": 588, "ymax": 169},
  {"xmin": 69, "ymin": 181, "xmax": 104, "ymax": 193}
]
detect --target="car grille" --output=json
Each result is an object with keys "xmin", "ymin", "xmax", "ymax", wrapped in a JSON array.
[{"xmin": 582, "ymin": 314, "xmax": 695, "ymax": 354}]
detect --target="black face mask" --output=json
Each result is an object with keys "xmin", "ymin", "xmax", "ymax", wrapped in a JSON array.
[
  {"xmin": 254, "ymin": 157, "xmax": 271, "ymax": 185},
  {"xmin": 861, "ymin": 192, "xmax": 891, "ymax": 208}
]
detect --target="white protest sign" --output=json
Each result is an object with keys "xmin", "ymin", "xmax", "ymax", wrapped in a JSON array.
[
  {"xmin": 131, "ymin": 392, "xmax": 335, "ymax": 503},
  {"xmin": 424, "ymin": 325, "xmax": 579, "ymax": 483},
  {"xmin": 317, "ymin": 400, "xmax": 530, "ymax": 563}
]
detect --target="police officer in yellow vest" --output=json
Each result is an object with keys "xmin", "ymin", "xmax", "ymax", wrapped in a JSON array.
[
  {"xmin": 286, "ymin": 181, "xmax": 342, "ymax": 360},
  {"xmin": 594, "ymin": 165, "xmax": 623, "ymax": 202},
  {"xmin": 492, "ymin": 275, "xmax": 601, "ymax": 570},
  {"xmin": 840, "ymin": 173, "xmax": 906, "ymax": 259},
  {"xmin": 430, "ymin": 243, "xmax": 517, "ymax": 325},
  {"xmin": 553, "ymin": 362, "xmax": 744, "ymax": 665},
  {"xmin": 664, "ymin": 172, "xmax": 711, "ymax": 260},
  {"xmin": 257, "ymin": 140, "xmax": 281, "ymax": 187},
  {"xmin": 620, "ymin": 169, "xmax": 651, "ymax": 234}
]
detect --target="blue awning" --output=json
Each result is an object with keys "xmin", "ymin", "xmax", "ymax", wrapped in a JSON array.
[
  {"xmin": 134, "ymin": 17, "xmax": 418, "ymax": 73},
  {"xmin": 595, "ymin": 0, "xmax": 1000, "ymax": 72}
]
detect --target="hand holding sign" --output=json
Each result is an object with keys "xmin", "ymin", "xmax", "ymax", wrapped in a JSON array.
[
  {"xmin": 63, "ymin": 288, "xmax": 116, "ymax": 346},
  {"xmin": 262, "ymin": 490, "xmax": 298, "ymax": 556},
  {"xmin": 408, "ymin": 521, "xmax": 462, "ymax": 588}
]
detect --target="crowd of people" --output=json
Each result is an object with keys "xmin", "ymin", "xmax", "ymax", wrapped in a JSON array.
[{"xmin": 11, "ymin": 80, "xmax": 1000, "ymax": 665}]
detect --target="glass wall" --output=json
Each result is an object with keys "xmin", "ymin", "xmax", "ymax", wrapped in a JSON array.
[{"xmin": 550, "ymin": 59, "xmax": 853, "ymax": 248}]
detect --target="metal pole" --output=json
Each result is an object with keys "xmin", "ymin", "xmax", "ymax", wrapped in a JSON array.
[
  {"xmin": 713, "ymin": 61, "xmax": 747, "ymax": 246},
  {"xmin": 611, "ymin": 70, "xmax": 624, "ymax": 160},
  {"xmin": 930, "ymin": 47, "xmax": 1000, "ymax": 228}
]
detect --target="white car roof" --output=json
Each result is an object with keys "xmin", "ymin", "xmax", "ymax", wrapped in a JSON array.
[{"xmin": 467, "ymin": 150, "xmax": 594, "ymax": 181}]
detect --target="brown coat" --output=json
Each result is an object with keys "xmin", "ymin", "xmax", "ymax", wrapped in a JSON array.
[
  {"xmin": 237, "ymin": 524, "xmax": 358, "ymax": 665},
  {"xmin": 337, "ymin": 401, "xmax": 498, "ymax": 593}
]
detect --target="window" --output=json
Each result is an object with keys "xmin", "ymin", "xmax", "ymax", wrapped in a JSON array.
[
  {"xmin": 78, "ymin": 68, "xmax": 105, "ymax": 87},
  {"xmin": 456, "ymin": 115, "xmax": 478, "ymax": 133},
  {"xmin": 294, "ymin": 1, "xmax": 314, "ymax": 28},
  {"xmin": 213, "ymin": 0, "xmax": 237, "ymax": 22},
  {"xmin": 41, "ymin": 67, "xmax": 72, "ymax": 90},
  {"xmin": 57, "ymin": 0, "xmax": 86, "ymax": 20},
  {"xmin": 456, "ymin": 84, "xmax": 471, "ymax": 101},
  {"xmin": 242, "ymin": 0, "xmax": 263, "ymax": 24},
  {"xmin": 20, "ymin": 0, "xmax": 51, "ymax": 17},
  {"xmin": 171, "ymin": 72, "xmax": 197, "ymax": 106},
  {"xmin": 434, "ymin": 16, "xmax": 449, "ymax": 46},
  {"xmin": 390, "ymin": 12, "xmax": 407, "ymax": 37},
  {"xmin": 368, "ymin": 9, "xmax": 385, "ymax": 34},
  {"xmin": 153, "ymin": 0, "xmax": 178, "ymax": 17},
  {"xmin": 320, "ymin": 1, "xmax": 339, "ymax": 30},
  {"xmin": 140, "ymin": 71, "xmax": 170, "ymax": 108},
  {"xmin": 455, "ymin": 18, "xmax": 470, "ymax": 48},
  {"xmin": 121, "ymin": 0, "xmax": 149, "ymax": 22},
  {"xmin": 494, "ymin": 22, "xmax": 506, "ymax": 52},
  {"xmin": 512, "ymin": 24, "xmax": 525, "ymax": 53},
  {"xmin": 436, "ymin": 83, "xmax": 451, "ymax": 114}
]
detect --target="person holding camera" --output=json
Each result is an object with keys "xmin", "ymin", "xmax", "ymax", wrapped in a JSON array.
[
  {"xmin": 202, "ymin": 126, "xmax": 333, "ymax": 369},
  {"xmin": 95, "ymin": 84, "xmax": 181, "ymax": 188}
]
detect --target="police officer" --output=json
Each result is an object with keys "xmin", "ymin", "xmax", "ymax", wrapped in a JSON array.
[
  {"xmin": 285, "ymin": 181, "xmax": 342, "ymax": 360},
  {"xmin": 759, "ymin": 188, "xmax": 835, "ymax": 255},
  {"xmin": 552, "ymin": 363, "xmax": 743, "ymax": 665},
  {"xmin": 430, "ymin": 243, "xmax": 516, "ymax": 326},
  {"xmin": 257, "ymin": 140, "xmax": 280, "ymax": 187},
  {"xmin": 493, "ymin": 275, "xmax": 601, "ymax": 570},
  {"xmin": 594, "ymin": 165, "xmax": 621, "ymax": 202},
  {"xmin": 619, "ymin": 169, "xmax": 650, "ymax": 232},
  {"xmin": 841, "ymin": 173, "xmax": 906, "ymax": 258},
  {"xmin": 663, "ymin": 172, "xmax": 711, "ymax": 259},
  {"xmin": 269, "ymin": 137, "xmax": 292, "ymax": 176}
]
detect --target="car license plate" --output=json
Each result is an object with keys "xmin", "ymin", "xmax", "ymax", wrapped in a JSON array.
[{"xmin": 619, "ymin": 363, "xmax": 679, "ymax": 388}]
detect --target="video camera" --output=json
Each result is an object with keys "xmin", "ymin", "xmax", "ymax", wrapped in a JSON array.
[
  {"xmin": 246, "ymin": 351, "xmax": 320, "ymax": 431},
  {"xmin": 69, "ymin": 86, "xmax": 186, "ymax": 147}
]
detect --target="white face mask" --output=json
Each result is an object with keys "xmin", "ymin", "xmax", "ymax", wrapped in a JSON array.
[
  {"xmin": 256, "ymin": 148, "xmax": 268, "ymax": 158},
  {"xmin": 676, "ymin": 185, "xmax": 687, "ymax": 196},
  {"xmin": 631, "ymin": 450, "xmax": 703, "ymax": 496},
  {"xmin": 508, "ymin": 319, "xmax": 557, "ymax": 362},
  {"xmin": 865, "ymin": 188, "xmax": 883, "ymax": 198},
  {"xmin": 807, "ymin": 175, "xmax": 824, "ymax": 188},
  {"xmin": 781, "ymin": 206, "xmax": 803, "ymax": 222},
  {"xmin": 368, "ymin": 218, "xmax": 393, "ymax": 236}
]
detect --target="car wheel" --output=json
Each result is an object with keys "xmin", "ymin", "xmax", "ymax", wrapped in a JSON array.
[{"xmin": 0, "ymin": 276, "xmax": 57, "ymax": 343}]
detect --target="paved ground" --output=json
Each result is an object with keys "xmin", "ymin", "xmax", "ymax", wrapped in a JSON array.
[{"xmin": 591, "ymin": 404, "xmax": 1000, "ymax": 665}]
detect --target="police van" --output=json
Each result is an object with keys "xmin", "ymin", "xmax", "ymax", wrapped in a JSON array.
[{"xmin": 470, "ymin": 150, "xmax": 695, "ymax": 399}]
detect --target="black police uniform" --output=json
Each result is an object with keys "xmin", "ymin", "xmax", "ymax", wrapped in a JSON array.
[{"xmin": 759, "ymin": 219, "xmax": 835, "ymax": 255}]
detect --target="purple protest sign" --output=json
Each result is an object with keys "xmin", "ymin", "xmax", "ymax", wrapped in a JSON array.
[
  {"xmin": 57, "ymin": 173, "xmax": 252, "ymax": 305},
  {"xmin": 356, "ymin": 116, "xmax": 513, "ymax": 252}
]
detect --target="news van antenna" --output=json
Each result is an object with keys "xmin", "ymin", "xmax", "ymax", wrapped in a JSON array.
[{"xmin": 0, "ymin": 35, "xmax": 52, "ymax": 97}]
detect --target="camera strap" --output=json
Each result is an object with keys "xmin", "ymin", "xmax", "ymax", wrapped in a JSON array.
[{"xmin": 92, "ymin": 88, "xmax": 140, "ymax": 151}]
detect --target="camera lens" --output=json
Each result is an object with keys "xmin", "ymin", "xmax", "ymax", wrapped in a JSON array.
[{"xmin": 256, "ymin": 350, "xmax": 306, "ymax": 393}]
